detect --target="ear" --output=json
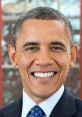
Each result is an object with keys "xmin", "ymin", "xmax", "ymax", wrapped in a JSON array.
[
  {"xmin": 8, "ymin": 44, "xmax": 17, "ymax": 68},
  {"xmin": 70, "ymin": 44, "xmax": 78, "ymax": 68}
]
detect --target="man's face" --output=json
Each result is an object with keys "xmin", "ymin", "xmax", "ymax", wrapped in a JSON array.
[{"xmin": 8, "ymin": 19, "xmax": 77, "ymax": 103}]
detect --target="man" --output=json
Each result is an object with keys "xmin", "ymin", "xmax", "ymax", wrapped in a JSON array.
[{"xmin": 0, "ymin": 6, "xmax": 82, "ymax": 117}]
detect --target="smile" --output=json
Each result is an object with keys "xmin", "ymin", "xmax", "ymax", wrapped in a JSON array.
[{"xmin": 31, "ymin": 72, "xmax": 57, "ymax": 78}]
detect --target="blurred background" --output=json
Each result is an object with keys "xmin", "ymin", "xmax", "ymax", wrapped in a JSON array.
[{"xmin": 0, "ymin": 0, "xmax": 81, "ymax": 106}]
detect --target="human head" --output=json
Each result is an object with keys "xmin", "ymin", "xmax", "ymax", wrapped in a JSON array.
[
  {"xmin": 8, "ymin": 7, "xmax": 77, "ymax": 103},
  {"xmin": 10, "ymin": 6, "xmax": 73, "ymax": 48}
]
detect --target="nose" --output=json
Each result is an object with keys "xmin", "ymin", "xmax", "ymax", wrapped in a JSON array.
[{"xmin": 35, "ymin": 50, "xmax": 54, "ymax": 67}]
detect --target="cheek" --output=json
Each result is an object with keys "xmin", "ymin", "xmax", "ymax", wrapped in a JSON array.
[
  {"xmin": 56, "ymin": 55, "xmax": 71, "ymax": 85},
  {"xmin": 59, "ymin": 58, "xmax": 66, "ymax": 67},
  {"xmin": 56, "ymin": 54, "xmax": 71, "ymax": 68},
  {"xmin": 58, "ymin": 54, "xmax": 71, "ymax": 79},
  {"xmin": 17, "ymin": 55, "xmax": 33, "ymax": 69}
]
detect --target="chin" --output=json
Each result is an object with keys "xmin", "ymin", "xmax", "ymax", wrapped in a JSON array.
[{"xmin": 34, "ymin": 90, "xmax": 56, "ymax": 99}]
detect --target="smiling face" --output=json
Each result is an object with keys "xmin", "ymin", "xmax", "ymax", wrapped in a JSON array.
[{"xmin": 8, "ymin": 19, "xmax": 77, "ymax": 103}]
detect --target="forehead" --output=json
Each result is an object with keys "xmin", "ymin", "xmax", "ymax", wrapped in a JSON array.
[
  {"xmin": 16, "ymin": 19, "xmax": 71, "ymax": 45},
  {"xmin": 21, "ymin": 19, "xmax": 65, "ymax": 33}
]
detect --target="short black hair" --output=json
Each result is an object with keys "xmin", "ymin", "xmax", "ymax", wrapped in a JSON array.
[{"xmin": 10, "ymin": 6, "xmax": 73, "ymax": 47}]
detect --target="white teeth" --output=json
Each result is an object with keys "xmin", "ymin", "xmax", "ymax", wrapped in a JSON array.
[{"xmin": 34, "ymin": 72, "xmax": 54, "ymax": 78}]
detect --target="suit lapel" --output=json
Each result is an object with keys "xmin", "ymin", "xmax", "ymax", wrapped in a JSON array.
[
  {"xmin": 50, "ymin": 89, "xmax": 76, "ymax": 117},
  {"xmin": 2, "ymin": 97, "xmax": 22, "ymax": 117}
]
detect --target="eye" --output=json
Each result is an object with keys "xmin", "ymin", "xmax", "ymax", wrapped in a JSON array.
[
  {"xmin": 24, "ymin": 46, "xmax": 39, "ymax": 53},
  {"xmin": 50, "ymin": 46, "xmax": 66, "ymax": 53}
]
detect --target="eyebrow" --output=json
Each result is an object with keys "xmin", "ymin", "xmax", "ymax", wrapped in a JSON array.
[
  {"xmin": 23, "ymin": 42, "xmax": 39, "ymax": 48},
  {"xmin": 22, "ymin": 41, "xmax": 66, "ymax": 48},
  {"xmin": 50, "ymin": 41, "xmax": 66, "ymax": 48}
]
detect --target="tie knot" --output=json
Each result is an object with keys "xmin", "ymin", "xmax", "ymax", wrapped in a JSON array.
[{"xmin": 29, "ymin": 105, "xmax": 45, "ymax": 117}]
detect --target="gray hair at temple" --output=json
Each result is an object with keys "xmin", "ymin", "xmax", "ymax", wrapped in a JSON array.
[{"xmin": 10, "ymin": 6, "xmax": 74, "ymax": 48}]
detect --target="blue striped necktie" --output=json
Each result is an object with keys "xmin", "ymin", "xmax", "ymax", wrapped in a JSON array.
[{"xmin": 26, "ymin": 105, "xmax": 46, "ymax": 117}]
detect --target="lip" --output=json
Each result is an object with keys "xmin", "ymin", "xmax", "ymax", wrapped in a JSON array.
[
  {"xmin": 31, "ymin": 71, "xmax": 58, "ymax": 75},
  {"xmin": 30, "ymin": 71, "xmax": 58, "ymax": 82}
]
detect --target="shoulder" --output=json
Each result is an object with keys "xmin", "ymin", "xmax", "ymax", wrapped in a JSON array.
[
  {"xmin": 75, "ymin": 97, "xmax": 82, "ymax": 113},
  {"xmin": 0, "ymin": 98, "xmax": 22, "ymax": 117},
  {"xmin": 68, "ymin": 94, "xmax": 82, "ymax": 117},
  {"xmin": 59, "ymin": 89, "xmax": 82, "ymax": 116}
]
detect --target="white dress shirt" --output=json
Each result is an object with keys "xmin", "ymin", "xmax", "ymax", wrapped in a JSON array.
[{"xmin": 21, "ymin": 85, "xmax": 64, "ymax": 117}]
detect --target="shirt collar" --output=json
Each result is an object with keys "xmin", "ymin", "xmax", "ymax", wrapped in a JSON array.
[
  {"xmin": 21, "ymin": 85, "xmax": 64, "ymax": 117},
  {"xmin": 21, "ymin": 90, "xmax": 37, "ymax": 117}
]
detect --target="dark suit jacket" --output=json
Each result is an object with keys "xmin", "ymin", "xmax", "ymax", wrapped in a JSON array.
[{"xmin": 0, "ymin": 89, "xmax": 82, "ymax": 117}]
